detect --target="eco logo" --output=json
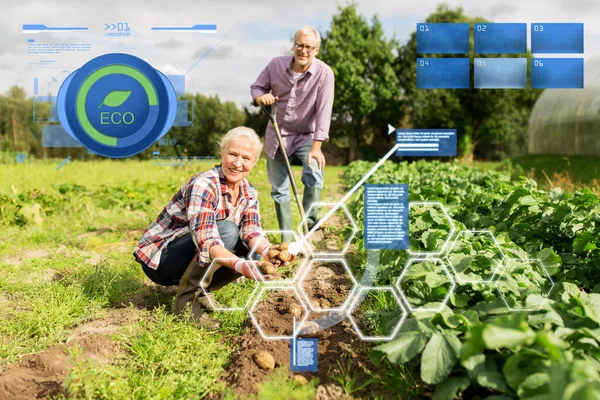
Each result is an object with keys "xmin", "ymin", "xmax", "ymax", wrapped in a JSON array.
[
  {"xmin": 57, "ymin": 53, "xmax": 177, "ymax": 158},
  {"xmin": 98, "ymin": 91, "xmax": 135, "ymax": 127}
]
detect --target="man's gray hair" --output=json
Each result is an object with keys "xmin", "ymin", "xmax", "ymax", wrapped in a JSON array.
[
  {"xmin": 219, "ymin": 126, "xmax": 263, "ymax": 162},
  {"xmin": 294, "ymin": 26, "xmax": 321, "ymax": 48}
]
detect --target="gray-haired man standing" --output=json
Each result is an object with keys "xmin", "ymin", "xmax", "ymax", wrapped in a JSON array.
[{"xmin": 251, "ymin": 26, "xmax": 335, "ymax": 240}]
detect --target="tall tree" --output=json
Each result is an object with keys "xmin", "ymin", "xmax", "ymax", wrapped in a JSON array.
[
  {"xmin": 395, "ymin": 4, "xmax": 542, "ymax": 161},
  {"xmin": 319, "ymin": 2, "xmax": 402, "ymax": 161}
]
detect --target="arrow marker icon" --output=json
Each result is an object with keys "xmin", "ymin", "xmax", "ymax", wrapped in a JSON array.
[{"xmin": 388, "ymin": 124, "xmax": 396, "ymax": 135}]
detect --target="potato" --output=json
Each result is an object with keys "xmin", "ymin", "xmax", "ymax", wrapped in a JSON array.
[
  {"xmin": 257, "ymin": 259, "xmax": 266, "ymax": 268},
  {"xmin": 311, "ymin": 299, "xmax": 321, "ymax": 309},
  {"xmin": 298, "ymin": 321, "xmax": 320, "ymax": 336},
  {"xmin": 278, "ymin": 250, "xmax": 291, "ymax": 262},
  {"xmin": 319, "ymin": 298, "xmax": 331, "ymax": 308},
  {"xmin": 289, "ymin": 303, "xmax": 303, "ymax": 318},
  {"xmin": 293, "ymin": 375, "xmax": 309, "ymax": 385},
  {"xmin": 260, "ymin": 262, "xmax": 277, "ymax": 275},
  {"xmin": 267, "ymin": 249, "xmax": 280, "ymax": 260},
  {"xmin": 279, "ymin": 242, "xmax": 289, "ymax": 251},
  {"xmin": 253, "ymin": 351, "xmax": 275, "ymax": 370}
]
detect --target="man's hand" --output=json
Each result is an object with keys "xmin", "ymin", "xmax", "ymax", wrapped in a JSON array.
[
  {"xmin": 256, "ymin": 94, "xmax": 279, "ymax": 106},
  {"xmin": 307, "ymin": 148, "xmax": 326, "ymax": 170},
  {"xmin": 234, "ymin": 259, "xmax": 273, "ymax": 281}
]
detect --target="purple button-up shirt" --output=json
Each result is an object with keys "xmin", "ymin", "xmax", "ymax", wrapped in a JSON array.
[{"xmin": 250, "ymin": 56, "xmax": 335, "ymax": 159}]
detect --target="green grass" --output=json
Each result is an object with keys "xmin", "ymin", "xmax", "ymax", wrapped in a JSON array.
[
  {"xmin": 0, "ymin": 253, "xmax": 146, "ymax": 366},
  {"xmin": 223, "ymin": 369, "xmax": 318, "ymax": 400},
  {"xmin": 0, "ymin": 158, "xmax": 346, "ymax": 247},
  {"xmin": 327, "ymin": 355, "xmax": 421, "ymax": 399},
  {"xmin": 331, "ymin": 358, "xmax": 377, "ymax": 395},
  {"xmin": 357, "ymin": 290, "xmax": 406, "ymax": 338},
  {"xmin": 64, "ymin": 308, "xmax": 234, "ymax": 399},
  {"xmin": 0, "ymin": 158, "xmax": 214, "ymax": 193},
  {"xmin": 475, "ymin": 155, "xmax": 600, "ymax": 187},
  {"xmin": 511, "ymin": 155, "xmax": 600, "ymax": 184},
  {"xmin": 0, "ymin": 158, "xmax": 347, "ymax": 398},
  {"xmin": 0, "ymin": 273, "xmax": 104, "ymax": 365},
  {"xmin": 368, "ymin": 360, "xmax": 420, "ymax": 398}
]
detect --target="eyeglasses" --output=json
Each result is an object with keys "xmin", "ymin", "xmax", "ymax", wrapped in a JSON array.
[{"xmin": 294, "ymin": 43, "xmax": 317, "ymax": 53}]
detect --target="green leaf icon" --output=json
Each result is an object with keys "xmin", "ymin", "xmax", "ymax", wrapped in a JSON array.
[{"xmin": 98, "ymin": 90, "xmax": 132, "ymax": 108}]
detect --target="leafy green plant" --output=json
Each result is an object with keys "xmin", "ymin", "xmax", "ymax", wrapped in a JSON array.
[
  {"xmin": 243, "ymin": 368, "xmax": 318, "ymax": 400},
  {"xmin": 330, "ymin": 358, "xmax": 377, "ymax": 395},
  {"xmin": 409, "ymin": 205, "xmax": 453, "ymax": 253},
  {"xmin": 344, "ymin": 159, "xmax": 600, "ymax": 399}
]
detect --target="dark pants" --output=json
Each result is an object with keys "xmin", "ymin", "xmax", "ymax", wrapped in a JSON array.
[{"xmin": 135, "ymin": 220, "xmax": 252, "ymax": 287}]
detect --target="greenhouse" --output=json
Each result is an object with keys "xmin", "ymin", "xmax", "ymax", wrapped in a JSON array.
[{"xmin": 528, "ymin": 57, "xmax": 600, "ymax": 155}]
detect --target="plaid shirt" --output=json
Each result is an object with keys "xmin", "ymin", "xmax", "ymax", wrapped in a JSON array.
[{"xmin": 134, "ymin": 165, "xmax": 266, "ymax": 270}]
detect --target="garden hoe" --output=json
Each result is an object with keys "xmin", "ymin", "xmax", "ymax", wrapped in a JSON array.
[{"xmin": 262, "ymin": 102, "xmax": 310, "ymax": 235}]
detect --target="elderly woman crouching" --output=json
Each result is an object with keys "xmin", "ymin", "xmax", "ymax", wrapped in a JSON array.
[{"xmin": 133, "ymin": 127, "xmax": 279, "ymax": 330}]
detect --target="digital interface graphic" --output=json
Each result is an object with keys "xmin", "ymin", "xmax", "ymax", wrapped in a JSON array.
[
  {"xmin": 416, "ymin": 22, "xmax": 585, "ymax": 89},
  {"xmin": 56, "ymin": 53, "xmax": 177, "ymax": 157},
  {"xmin": 2, "ymin": 2, "xmax": 598, "ymax": 398},
  {"xmin": 24, "ymin": 22, "xmax": 212, "ymax": 161}
]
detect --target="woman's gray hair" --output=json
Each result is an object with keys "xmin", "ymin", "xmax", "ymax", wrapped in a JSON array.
[
  {"xmin": 294, "ymin": 26, "xmax": 321, "ymax": 48},
  {"xmin": 219, "ymin": 126, "xmax": 263, "ymax": 162}
]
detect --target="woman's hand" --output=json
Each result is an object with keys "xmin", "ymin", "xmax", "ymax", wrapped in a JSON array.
[
  {"xmin": 261, "ymin": 245, "xmax": 297, "ymax": 267},
  {"xmin": 234, "ymin": 259, "xmax": 273, "ymax": 281},
  {"xmin": 260, "ymin": 246, "xmax": 278, "ymax": 265}
]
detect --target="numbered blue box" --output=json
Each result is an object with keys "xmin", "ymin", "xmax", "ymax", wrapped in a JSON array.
[
  {"xmin": 474, "ymin": 58, "xmax": 527, "ymax": 89},
  {"xmin": 416, "ymin": 58, "xmax": 470, "ymax": 89},
  {"xmin": 417, "ymin": 23, "xmax": 470, "ymax": 54},
  {"xmin": 474, "ymin": 23, "xmax": 527, "ymax": 54},
  {"xmin": 531, "ymin": 23, "xmax": 584, "ymax": 53},
  {"xmin": 531, "ymin": 58, "xmax": 583, "ymax": 89}
]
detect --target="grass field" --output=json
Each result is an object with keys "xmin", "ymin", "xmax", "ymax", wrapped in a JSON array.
[
  {"xmin": 0, "ymin": 154, "xmax": 598, "ymax": 399},
  {"xmin": 0, "ymin": 158, "xmax": 354, "ymax": 399},
  {"xmin": 475, "ymin": 155, "xmax": 600, "ymax": 195}
]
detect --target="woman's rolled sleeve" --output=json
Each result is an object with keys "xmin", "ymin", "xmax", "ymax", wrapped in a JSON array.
[
  {"xmin": 239, "ymin": 198, "xmax": 266, "ymax": 248},
  {"xmin": 185, "ymin": 179, "xmax": 225, "ymax": 265}
]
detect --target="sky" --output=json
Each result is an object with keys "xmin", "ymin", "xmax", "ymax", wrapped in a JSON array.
[{"xmin": 1, "ymin": 0, "xmax": 599, "ymax": 108}]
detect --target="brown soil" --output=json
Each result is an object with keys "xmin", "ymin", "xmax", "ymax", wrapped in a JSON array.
[
  {"xmin": 0, "ymin": 335, "xmax": 119, "ymax": 400},
  {"xmin": 0, "ymin": 249, "xmax": 53, "ymax": 267},
  {"xmin": 0, "ymin": 308, "xmax": 140, "ymax": 400},
  {"xmin": 305, "ymin": 214, "xmax": 353, "ymax": 254},
  {"xmin": 251, "ymin": 288, "xmax": 308, "ymax": 337},
  {"xmin": 215, "ymin": 254, "xmax": 383, "ymax": 399},
  {"xmin": 219, "ymin": 317, "xmax": 370, "ymax": 399},
  {"xmin": 300, "ymin": 261, "xmax": 355, "ymax": 309}
]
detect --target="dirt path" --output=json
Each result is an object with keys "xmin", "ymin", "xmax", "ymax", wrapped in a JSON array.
[{"xmin": 0, "ymin": 308, "xmax": 141, "ymax": 399}]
